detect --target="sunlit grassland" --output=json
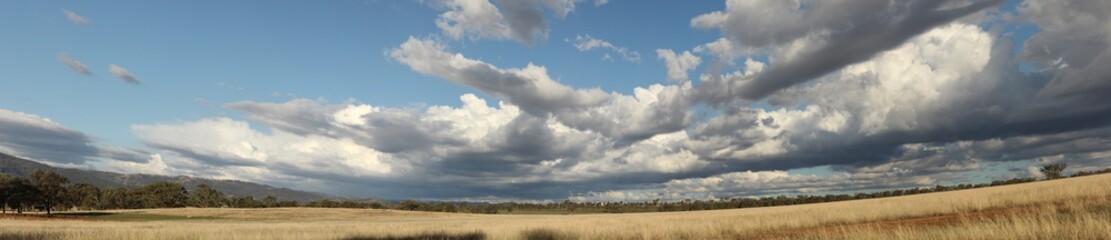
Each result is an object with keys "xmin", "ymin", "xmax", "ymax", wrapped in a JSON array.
[{"xmin": 2, "ymin": 174, "xmax": 1110, "ymax": 240}]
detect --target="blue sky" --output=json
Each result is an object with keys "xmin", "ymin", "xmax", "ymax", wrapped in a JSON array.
[
  {"xmin": 2, "ymin": 0, "xmax": 1109, "ymax": 201},
  {"xmin": 0, "ymin": 0, "xmax": 724, "ymax": 148}
]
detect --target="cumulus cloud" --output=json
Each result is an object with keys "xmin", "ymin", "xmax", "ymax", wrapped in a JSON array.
[
  {"xmin": 57, "ymin": 53, "xmax": 91, "ymax": 76},
  {"xmin": 571, "ymin": 35, "xmax": 641, "ymax": 63},
  {"xmin": 656, "ymin": 49, "xmax": 701, "ymax": 82},
  {"xmin": 132, "ymin": 118, "xmax": 395, "ymax": 175},
  {"xmin": 391, "ymin": 36, "xmax": 694, "ymax": 144},
  {"xmin": 692, "ymin": 0, "xmax": 1004, "ymax": 101},
  {"xmin": 434, "ymin": 0, "xmax": 584, "ymax": 44},
  {"xmin": 108, "ymin": 64, "xmax": 140, "ymax": 84},
  {"xmin": 63, "ymin": 9, "xmax": 88, "ymax": 25},
  {"xmin": 136, "ymin": 94, "xmax": 710, "ymax": 199}
]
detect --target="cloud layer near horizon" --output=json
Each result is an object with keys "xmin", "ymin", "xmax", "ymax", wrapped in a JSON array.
[{"xmin": 7, "ymin": 0, "xmax": 1111, "ymax": 201}]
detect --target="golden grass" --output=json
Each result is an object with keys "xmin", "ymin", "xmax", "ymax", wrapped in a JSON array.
[{"xmin": 2, "ymin": 174, "xmax": 1110, "ymax": 240}]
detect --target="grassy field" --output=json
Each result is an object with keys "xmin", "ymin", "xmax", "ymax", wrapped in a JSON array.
[{"xmin": 2, "ymin": 174, "xmax": 1110, "ymax": 240}]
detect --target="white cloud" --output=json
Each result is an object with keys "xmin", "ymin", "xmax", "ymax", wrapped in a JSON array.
[
  {"xmin": 389, "ymin": 36, "xmax": 609, "ymax": 115},
  {"xmin": 434, "ymin": 0, "xmax": 584, "ymax": 44},
  {"xmin": 332, "ymin": 104, "xmax": 380, "ymax": 127},
  {"xmin": 63, "ymin": 9, "xmax": 88, "ymax": 25},
  {"xmin": 571, "ymin": 35, "xmax": 641, "ymax": 63},
  {"xmin": 572, "ymin": 169, "xmax": 939, "ymax": 202},
  {"xmin": 656, "ymin": 49, "xmax": 701, "ymax": 82},
  {"xmin": 108, "ymin": 64, "xmax": 140, "ymax": 84},
  {"xmin": 691, "ymin": 0, "xmax": 1004, "ymax": 100},
  {"xmin": 132, "ymin": 118, "xmax": 396, "ymax": 179}
]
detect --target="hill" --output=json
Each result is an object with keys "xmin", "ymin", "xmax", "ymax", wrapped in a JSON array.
[{"xmin": 0, "ymin": 152, "xmax": 333, "ymax": 203}]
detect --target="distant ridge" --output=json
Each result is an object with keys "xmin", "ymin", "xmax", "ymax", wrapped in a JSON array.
[{"xmin": 0, "ymin": 152, "xmax": 334, "ymax": 203}]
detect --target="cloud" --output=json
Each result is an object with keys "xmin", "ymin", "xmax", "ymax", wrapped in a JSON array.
[
  {"xmin": 57, "ymin": 53, "xmax": 91, "ymax": 76},
  {"xmin": 692, "ymin": 0, "xmax": 1004, "ymax": 101},
  {"xmin": 656, "ymin": 49, "xmax": 701, "ymax": 82},
  {"xmin": 15, "ymin": 2, "xmax": 1111, "ymax": 202},
  {"xmin": 139, "ymin": 93, "xmax": 712, "ymax": 199},
  {"xmin": 389, "ymin": 37, "xmax": 609, "ymax": 116},
  {"xmin": 1020, "ymin": 0, "xmax": 1111, "ymax": 104},
  {"xmin": 132, "ymin": 117, "xmax": 395, "ymax": 174},
  {"xmin": 391, "ymin": 36, "xmax": 694, "ymax": 144},
  {"xmin": 0, "ymin": 108, "xmax": 148, "ymax": 165},
  {"xmin": 108, "ymin": 64, "xmax": 140, "ymax": 84},
  {"xmin": 571, "ymin": 169, "xmax": 942, "ymax": 202},
  {"xmin": 433, "ymin": 0, "xmax": 584, "ymax": 44},
  {"xmin": 63, "ymin": 9, "xmax": 88, "ymax": 25},
  {"xmin": 0, "ymin": 109, "xmax": 99, "ymax": 164},
  {"xmin": 571, "ymin": 35, "xmax": 641, "ymax": 63}
]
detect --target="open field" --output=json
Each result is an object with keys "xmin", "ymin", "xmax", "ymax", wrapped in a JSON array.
[{"xmin": 2, "ymin": 174, "xmax": 1111, "ymax": 240}]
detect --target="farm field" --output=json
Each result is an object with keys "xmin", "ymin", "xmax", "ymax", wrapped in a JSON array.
[{"xmin": 2, "ymin": 173, "xmax": 1110, "ymax": 240}]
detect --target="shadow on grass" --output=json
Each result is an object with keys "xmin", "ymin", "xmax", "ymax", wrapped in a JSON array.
[
  {"xmin": 54, "ymin": 212, "xmax": 114, "ymax": 217},
  {"xmin": 520, "ymin": 229, "xmax": 578, "ymax": 240},
  {"xmin": 0, "ymin": 232, "xmax": 60, "ymax": 240},
  {"xmin": 0, "ymin": 212, "xmax": 218, "ymax": 221},
  {"xmin": 342, "ymin": 231, "xmax": 486, "ymax": 240}
]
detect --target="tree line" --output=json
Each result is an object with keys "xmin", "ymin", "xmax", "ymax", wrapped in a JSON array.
[
  {"xmin": 0, "ymin": 170, "xmax": 500, "ymax": 215},
  {"xmin": 1, "ymin": 165, "xmax": 1106, "ymax": 215}
]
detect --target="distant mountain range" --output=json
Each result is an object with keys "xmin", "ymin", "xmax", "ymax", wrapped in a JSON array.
[{"xmin": 0, "ymin": 152, "xmax": 334, "ymax": 203}]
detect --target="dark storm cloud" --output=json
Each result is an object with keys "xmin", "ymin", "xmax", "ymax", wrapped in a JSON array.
[
  {"xmin": 0, "ymin": 109, "xmax": 99, "ymax": 164},
  {"xmin": 0, "ymin": 109, "xmax": 149, "ymax": 164}
]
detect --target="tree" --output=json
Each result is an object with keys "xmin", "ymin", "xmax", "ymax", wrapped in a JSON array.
[
  {"xmin": 29, "ymin": 170, "xmax": 68, "ymax": 215},
  {"xmin": 1041, "ymin": 163, "xmax": 1068, "ymax": 179},
  {"xmin": 230, "ymin": 196, "xmax": 262, "ymax": 208},
  {"xmin": 0, "ymin": 174, "xmax": 38, "ymax": 214},
  {"xmin": 190, "ymin": 184, "xmax": 226, "ymax": 208},
  {"xmin": 0, "ymin": 174, "xmax": 17, "ymax": 213},
  {"xmin": 67, "ymin": 183, "xmax": 101, "ymax": 210},
  {"xmin": 141, "ymin": 182, "xmax": 189, "ymax": 208},
  {"xmin": 263, "ymin": 195, "xmax": 278, "ymax": 208},
  {"xmin": 399, "ymin": 200, "xmax": 423, "ymax": 211},
  {"xmin": 101, "ymin": 187, "xmax": 142, "ymax": 209}
]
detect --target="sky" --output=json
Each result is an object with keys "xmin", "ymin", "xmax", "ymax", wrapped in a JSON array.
[{"xmin": 1, "ymin": 0, "xmax": 1110, "ymax": 202}]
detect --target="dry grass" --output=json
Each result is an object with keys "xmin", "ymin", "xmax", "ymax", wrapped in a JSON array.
[{"xmin": 1, "ymin": 174, "xmax": 1110, "ymax": 240}]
